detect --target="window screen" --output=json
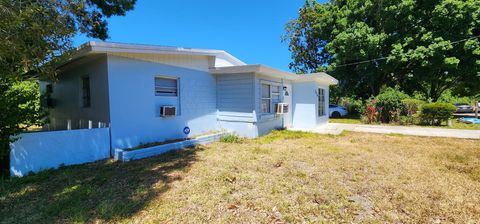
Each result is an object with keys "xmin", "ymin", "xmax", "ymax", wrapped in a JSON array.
[
  {"xmin": 318, "ymin": 88, "xmax": 325, "ymax": 116},
  {"xmin": 261, "ymin": 84, "xmax": 271, "ymax": 113},
  {"xmin": 155, "ymin": 77, "xmax": 178, "ymax": 96},
  {"xmin": 261, "ymin": 83, "xmax": 282, "ymax": 114}
]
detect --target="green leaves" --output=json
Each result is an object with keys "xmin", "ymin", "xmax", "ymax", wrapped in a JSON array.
[
  {"xmin": 0, "ymin": 0, "xmax": 136, "ymax": 176},
  {"xmin": 285, "ymin": 0, "xmax": 480, "ymax": 100},
  {"xmin": 0, "ymin": 79, "xmax": 45, "ymax": 142}
]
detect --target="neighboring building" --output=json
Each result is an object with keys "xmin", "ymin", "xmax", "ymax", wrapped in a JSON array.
[{"xmin": 42, "ymin": 41, "xmax": 337, "ymax": 151}]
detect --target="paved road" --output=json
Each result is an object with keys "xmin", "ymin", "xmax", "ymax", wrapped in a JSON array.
[{"xmin": 291, "ymin": 123, "xmax": 480, "ymax": 139}]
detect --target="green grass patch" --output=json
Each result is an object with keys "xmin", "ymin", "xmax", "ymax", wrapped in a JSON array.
[
  {"xmin": 219, "ymin": 134, "xmax": 243, "ymax": 143},
  {"xmin": 255, "ymin": 130, "xmax": 318, "ymax": 144},
  {"xmin": 329, "ymin": 118, "xmax": 362, "ymax": 124}
]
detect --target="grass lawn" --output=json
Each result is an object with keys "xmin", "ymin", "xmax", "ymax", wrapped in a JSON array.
[
  {"xmin": 330, "ymin": 117, "xmax": 480, "ymax": 130},
  {"xmin": 329, "ymin": 117, "xmax": 363, "ymax": 124},
  {"xmin": 1, "ymin": 131, "xmax": 480, "ymax": 223}
]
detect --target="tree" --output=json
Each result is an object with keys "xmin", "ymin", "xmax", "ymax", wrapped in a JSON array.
[
  {"xmin": 0, "ymin": 0, "xmax": 136, "ymax": 177},
  {"xmin": 284, "ymin": 0, "xmax": 480, "ymax": 100}
]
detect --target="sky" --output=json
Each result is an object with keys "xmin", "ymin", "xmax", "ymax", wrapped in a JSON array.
[{"xmin": 73, "ymin": 0, "xmax": 326, "ymax": 71}]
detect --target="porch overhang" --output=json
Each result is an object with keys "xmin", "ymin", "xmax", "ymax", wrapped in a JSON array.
[{"xmin": 209, "ymin": 64, "xmax": 338, "ymax": 86}]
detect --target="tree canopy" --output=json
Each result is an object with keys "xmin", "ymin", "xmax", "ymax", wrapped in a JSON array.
[
  {"xmin": 284, "ymin": 0, "xmax": 480, "ymax": 100},
  {"xmin": 0, "ymin": 0, "xmax": 136, "ymax": 176}
]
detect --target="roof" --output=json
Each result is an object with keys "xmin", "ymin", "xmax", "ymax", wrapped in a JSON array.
[
  {"xmin": 72, "ymin": 41, "xmax": 246, "ymax": 67},
  {"xmin": 62, "ymin": 41, "xmax": 337, "ymax": 85},
  {"xmin": 209, "ymin": 64, "xmax": 338, "ymax": 85}
]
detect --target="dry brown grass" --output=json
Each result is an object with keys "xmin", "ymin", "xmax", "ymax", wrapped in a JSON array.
[{"xmin": 1, "ymin": 131, "xmax": 480, "ymax": 223}]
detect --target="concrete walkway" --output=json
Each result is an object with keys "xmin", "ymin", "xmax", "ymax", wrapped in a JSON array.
[{"xmin": 292, "ymin": 123, "xmax": 480, "ymax": 139}]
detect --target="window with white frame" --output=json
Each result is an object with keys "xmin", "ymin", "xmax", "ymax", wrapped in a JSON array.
[
  {"xmin": 155, "ymin": 77, "xmax": 178, "ymax": 96},
  {"xmin": 318, "ymin": 88, "xmax": 325, "ymax": 116},
  {"xmin": 261, "ymin": 83, "xmax": 281, "ymax": 114}
]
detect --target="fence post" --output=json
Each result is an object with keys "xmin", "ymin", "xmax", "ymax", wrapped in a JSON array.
[
  {"xmin": 67, "ymin": 120, "xmax": 71, "ymax": 130},
  {"xmin": 88, "ymin": 120, "xmax": 93, "ymax": 129}
]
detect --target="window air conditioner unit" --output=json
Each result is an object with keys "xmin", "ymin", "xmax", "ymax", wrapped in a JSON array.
[
  {"xmin": 160, "ymin": 106, "xmax": 176, "ymax": 117},
  {"xmin": 276, "ymin": 103, "xmax": 289, "ymax": 114}
]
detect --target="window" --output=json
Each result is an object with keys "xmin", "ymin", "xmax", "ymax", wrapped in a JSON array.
[
  {"xmin": 81, "ymin": 76, "xmax": 91, "ymax": 108},
  {"xmin": 45, "ymin": 84, "xmax": 54, "ymax": 108},
  {"xmin": 155, "ymin": 77, "xmax": 178, "ymax": 96},
  {"xmin": 318, "ymin": 88, "xmax": 325, "ymax": 116},
  {"xmin": 261, "ymin": 83, "xmax": 281, "ymax": 114}
]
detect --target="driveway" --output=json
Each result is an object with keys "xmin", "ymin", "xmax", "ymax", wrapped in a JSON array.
[{"xmin": 292, "ymin": 123, "xmax": 480, "ymax": 139}]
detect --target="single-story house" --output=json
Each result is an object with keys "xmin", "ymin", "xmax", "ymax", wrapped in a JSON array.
[{"xmin": 42, "ymin": 41, "xmax": 337, "ymax": 151}]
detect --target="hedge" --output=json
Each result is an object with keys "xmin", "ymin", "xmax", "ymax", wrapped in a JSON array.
[{"xmin": 419, "ymin": 102, "xmax": 456, "ymax": 126}]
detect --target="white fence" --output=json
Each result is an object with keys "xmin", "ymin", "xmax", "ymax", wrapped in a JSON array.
[{"xmin": 10, "ymin": 128, "xmax": 110, "ymax": 177}]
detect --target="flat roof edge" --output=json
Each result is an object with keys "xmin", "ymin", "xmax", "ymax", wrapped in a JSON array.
[{"xmin": 77, "ymin": 41, "xmax": 246, "ymax": 66}]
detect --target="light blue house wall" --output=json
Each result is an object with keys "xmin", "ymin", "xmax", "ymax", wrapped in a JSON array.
[
  {"xmin": 254, "ymin": 74, "xmax": 291, "ymax": 135},
  {"xmin": 216, "ymin": 73, "xmax": 294, "ymax": 138},
  {"xmin": 107, "ymin": 54, "xmax": 219, "ymax": 149},
  {"xmin": 44, "ymin": 44, "xmax": 334, "ymax": 152},
  {"xmin": 216, "ymin": 73, "xmax": 259, "ymax": 137},
  {"xmin": 46, "ymin": 55, "xmax": 110, "ymax": 130},
  {"xmin": 10, "ymin": 128, "xmax": 110, "ymax": 176}
]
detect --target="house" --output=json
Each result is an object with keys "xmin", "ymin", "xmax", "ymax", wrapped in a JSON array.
[{"xmin": 42, "ymin": 41, "xmax": 338, "ymax": 151}]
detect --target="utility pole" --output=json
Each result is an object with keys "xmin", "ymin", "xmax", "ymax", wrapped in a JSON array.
[{"xmin": 476, "ymin": 101, "xmax": 479, "ymax": 119}]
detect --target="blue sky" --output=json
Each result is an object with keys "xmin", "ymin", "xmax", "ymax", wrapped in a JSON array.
[{"xmin": 74, "ymin": 0, "xmax": 325, "ymax": 71}]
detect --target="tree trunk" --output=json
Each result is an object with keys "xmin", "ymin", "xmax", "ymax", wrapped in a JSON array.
[{"xmin": 0, "ymin": 139, "xmax": 10, "ymax": 178}]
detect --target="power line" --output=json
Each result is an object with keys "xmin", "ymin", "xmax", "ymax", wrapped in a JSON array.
[{"xmin": 334, "ymin": 35, "xmax": 480, "ymax": 68}]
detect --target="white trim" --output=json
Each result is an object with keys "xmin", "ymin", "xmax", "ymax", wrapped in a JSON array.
[
  {"xmin": 210, "ymin": 64, "xmax": 338, "ymax": 86},
  {"xmin": 77, "ymin": 41, "xmax": 246, "ymax": 66}
]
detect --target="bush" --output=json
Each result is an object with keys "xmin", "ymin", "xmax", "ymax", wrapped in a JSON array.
[
  {"xmin": 375, "ymin": 87, "xmax": 409, "ymax": 123},
  {"xmin": 419, "ymin": 102, "xmax": 456, "ymax": 126},
  {"xmin": 339, "ymin": 97, "xmax": 363, "ymax": 115},
  {"xmin": 402, "ymin": 98, "xmax": 425, "ymax": 116},
  {"xmin": 438, "ymin": 90, "xmax": 473, "ymax": 105},
  {"xmin": 219, "ymin": 134, "xmax": 243, "ymax": 143},
  {"xmin": 399, "ymin": 115, "xmax": 419, "ymax": 125},
  {"xmin": 362, "ymin": 98, "xmax": 379, "ymax": 124}
]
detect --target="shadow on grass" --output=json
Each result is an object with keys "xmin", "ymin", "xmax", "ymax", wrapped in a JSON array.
[{"xmin": 0, "ymin": 146, "xmax": 202, "ymax": 223}]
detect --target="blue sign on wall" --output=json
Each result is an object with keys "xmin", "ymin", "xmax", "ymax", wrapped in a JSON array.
[{"xmin": 183, "ymin": 126, "xmax": 191, "ymax": 135}]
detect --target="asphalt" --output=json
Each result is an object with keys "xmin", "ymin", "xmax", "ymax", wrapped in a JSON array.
[{"xmin": 291, "ymin": 123, "xmax": 480, "ymax": 139}]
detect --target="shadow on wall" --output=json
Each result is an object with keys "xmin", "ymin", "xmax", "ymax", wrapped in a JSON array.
[{"xmin": 0, "ymin": 146, "xmax": 202, "ymax": 223}]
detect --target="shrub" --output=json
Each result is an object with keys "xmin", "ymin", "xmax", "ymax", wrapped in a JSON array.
[
  {"xmin": 375, "ymin": 87, "xmax": 409, "ymax": 123},
  {"xmin": 438, "ymin": 90, "xmax": 473, "ymax": 105},
  {"xmin": 219, "ymin": 134, "xmax": 243, "ymax": 143},
  {"xmin": 419, "ymin": 102, "xmax": 456, "ymax": 126},
  {"xmin": 399, "ymin": 115, "xmax": 418, "ymax": 125},
  {"xmin": 339, "ymin": 97, "xmax": 363, "ymax": 115},
  {"xmin": 363, "ymin": 99, "xmax": 379, "ymax": 124},
  {"xmin": 402, "ymin": 98, "xmax": 425, "ymax": 116}
]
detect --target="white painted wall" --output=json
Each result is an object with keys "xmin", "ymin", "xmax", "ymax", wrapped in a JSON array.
[
  {"xmin": 45, "ymin": 55, "xmax": 110, "ymax": 130},
  {"xmin": 10, "ymin": 128, "xmax": 110, "ymax": 177},
  {"xmin": 107, "ymin": 54, "xmax": 219, "ymax": 149},
  {"xmin": 291, "ymin": 82, "xmax": 330, "ymax": 129}
]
